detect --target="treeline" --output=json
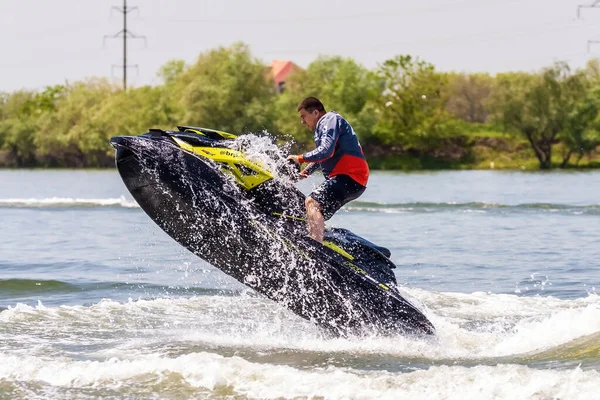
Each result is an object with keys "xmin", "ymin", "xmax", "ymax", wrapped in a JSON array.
[{"xmin": 1, "ymin": 42, "xmax": 600, "ymax": 169}]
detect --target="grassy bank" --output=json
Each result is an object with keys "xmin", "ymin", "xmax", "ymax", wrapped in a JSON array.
[
  {"xmin": 366, "ymin": 129, "xmax": 600, "ymax": 171},
  {"xmin": 1, "ymin": 129, "xmax": 598, "ymax": 170}
]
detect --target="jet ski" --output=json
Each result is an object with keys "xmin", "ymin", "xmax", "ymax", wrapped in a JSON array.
[{"xmin": 109, "ymin": 126, "xmax": 435, "ymax": 336}]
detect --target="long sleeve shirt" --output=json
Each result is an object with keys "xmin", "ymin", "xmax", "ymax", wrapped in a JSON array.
[{"xmin": 298, "ymin": 111, "xmax": 369, "ymax": 186}]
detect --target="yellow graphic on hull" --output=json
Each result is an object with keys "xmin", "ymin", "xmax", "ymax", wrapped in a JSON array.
[
  {"xmin": 272, "ymin": 212, "xmax": 306, "ymax": 222},
  {"xmin": 344, "ymin": 261, "xmax": 366, "ymax": 275},
  {"xmin": 323, "ymin": 241, "xmax": 355, "ymax": 260},
  {"xmin": 171, "ymin": 136, "xmax": 273, "ymax": 190},
  {"xmin": 183, "ymin": 128, "xmax": 237, "ymax": 140}
]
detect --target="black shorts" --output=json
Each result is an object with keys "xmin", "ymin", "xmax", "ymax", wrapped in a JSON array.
[{"xmin": 309, "ymin": 175, "xmax": 366, "ymax": 220}]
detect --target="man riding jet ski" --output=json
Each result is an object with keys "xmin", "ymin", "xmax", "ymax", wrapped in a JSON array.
[
  {"xmin": 287, "ymin": 97, "xmax": 369, "ymax": 244},
  {"xmin": 109, "ymin": 124, "xmax": 435, "ymax": 337}
]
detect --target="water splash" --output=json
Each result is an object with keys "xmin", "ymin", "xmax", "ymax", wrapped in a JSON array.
[
  {"xmin": 226, "ymin": 132, "xmax": 298, "ymax": 183},
  {"xmin": 515, "ymin": 273, "xmax": 551, "ymax": 294}
]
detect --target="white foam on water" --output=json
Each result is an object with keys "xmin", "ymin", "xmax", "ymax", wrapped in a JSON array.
[
  {"xmin": 419, "ymin": 290, "xmax": 600, "ymax": 359},
  {"xmin": 0, "ymin": 352, "xmax": 599, "ymax": 400},
  {"xmin": 3, "ymin": 290, "xmax": 600, "ymax": 364},
  {"xmin": 0, "ymin": 196, "xmax": 139, "ymax": 208},
  {"xmin": 4, "ymin": 290, "xmax": 600, "ymax": 398}
]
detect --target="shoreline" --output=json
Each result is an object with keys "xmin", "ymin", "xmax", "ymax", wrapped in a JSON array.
[{"xmin": 2, "ymin": 133, "xmax": 599, "ymax": 171}]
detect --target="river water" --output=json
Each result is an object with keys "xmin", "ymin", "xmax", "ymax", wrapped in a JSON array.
[{"xmin": 1, "ymin": 167, "xmax": 600, "ymax": 399}]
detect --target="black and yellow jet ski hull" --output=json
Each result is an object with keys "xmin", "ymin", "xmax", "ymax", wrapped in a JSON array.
[{"xmin": 109, "ymin": 127, "xmax": 435, "ymax": 336}]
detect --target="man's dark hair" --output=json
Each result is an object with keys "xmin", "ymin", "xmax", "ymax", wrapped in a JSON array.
[{"xmin": 297, "ymin": 97, "xmax": 326, "ymax": 113}]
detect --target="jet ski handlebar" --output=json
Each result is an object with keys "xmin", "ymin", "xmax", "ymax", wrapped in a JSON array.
[{"xmin": 284, "ymin": 158, "xmax": 316, "ymax": 182}]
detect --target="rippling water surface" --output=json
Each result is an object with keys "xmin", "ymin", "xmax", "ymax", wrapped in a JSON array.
[{"xmin": 1, "ymin": 168, "xmax": 600, "ymax": 399}]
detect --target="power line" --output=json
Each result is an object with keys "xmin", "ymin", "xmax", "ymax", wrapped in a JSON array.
[
  {"xmin": 103, "ymin": 0, "xmax": 146, "ymax": 90},
  {"xmin": 577, "ymin": 0, "xmax": 600, "ymax": 54},
  {"xmin": 261, "ymin": 19, "xmax": 589, "ymax": 56},
  {"xmin": 172, "ymin": 11, "xmax": 404, "ymax": 24},
  {"xmin": 171, "ymin": 0, "xmax": 527, "ymax": 25},
  {"xmin": 577, "ymin": 0, "xmax": 600, "ymax": 18}
]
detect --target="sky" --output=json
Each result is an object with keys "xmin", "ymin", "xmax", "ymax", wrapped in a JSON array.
[{"xmin": 2, "ymin": 0, "xmax": 600, "ymax": 92}]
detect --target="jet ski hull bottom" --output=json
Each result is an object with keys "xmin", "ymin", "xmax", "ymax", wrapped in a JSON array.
[{"xmin": 111, "ymin": 134, "xmax": 435, "ymax": 337}]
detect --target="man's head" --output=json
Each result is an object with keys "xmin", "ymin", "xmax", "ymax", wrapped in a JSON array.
[{"xmin": 297, "ymin": 97, "xmax": 326, "ymax": 131}]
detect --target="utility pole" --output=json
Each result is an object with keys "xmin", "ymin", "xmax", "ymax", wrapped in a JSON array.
[
  {"xmin": 104, "ymin": 0, "xmax": 146, "ymax": 90},
  {"xmin": 578, "ymin": 0, "xmax": 600, "ymax": 53}
]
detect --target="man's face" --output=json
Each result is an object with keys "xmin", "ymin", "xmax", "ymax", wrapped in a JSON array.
[{"xmin": 298, "ymin": 108, "xmax": 320, "ymax": 131}]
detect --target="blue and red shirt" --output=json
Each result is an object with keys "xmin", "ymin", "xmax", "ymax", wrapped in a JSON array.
[{"xmin": 298, "ymin": 111, "xmax": 369, "ymax": 186}]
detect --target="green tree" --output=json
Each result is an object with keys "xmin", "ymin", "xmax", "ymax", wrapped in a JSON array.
[
  {"xmin": 495, "ymin": 63, "xmax": 589, "ymax": 169},
  {"xmin": 563, "ymin": 85, "xmax": 600, "ymax": 166},
  {"xmin": 157, "ymin": 59, "xmax": 187, "ymax": 85},
  {"xmin": 274, "ymin": 56, "xmax": 380, "ymax": 147},
  {"xmin": 19, "ymin": 84, "xmax": 66, "ymax": 116},
  {"xmin": 171, "ymin": 42, "xmax": 276, "ymax": 134},
  {"xmin": 0, "ymin": 118, "xmax": 38, "ymax": 167},
  {"xmin": 0, "ymin": 89, "xmax": 45, "ymax": 166},
  {"xmin": 83, "ymin": 84, "xmax": 177, "ymax": 164},
  {"xmin": 34, "ymin": 79, "xmax": 117, "ymax": 166},
  {"xmin": 372, "ymin": 55, "xmax": 456, "ymax": 149},
  {"xmin": 582, "ymin": 58, "xmax": 600, "ymax": 82},
  {"xmin": 487, "ymin": 71, "xmax": 536, "ymax": 134},
  {"xmin": 445, "ymin": 72, "xmax": 493, "ymax": 123}
]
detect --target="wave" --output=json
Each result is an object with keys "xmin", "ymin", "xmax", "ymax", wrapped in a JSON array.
[
  {"xmin": 346, "ymin": 201, "xmax": 600, "ymax": 215},
  {"xmin": 0, "ymin": 278, "xmax": 243, "ymax": 297},
  {"xmin": 1, "ymin": 291, "xmax": 600, "ymax": 397},
  {"xmin": 0, "ymin": 279, "xmax": 80, "ymax": 294},
  {"xmin": 0, "ymin": 196, "xmax": 139, "ymax": 209},
  {"xmin": 1, "ymin": 351, "xmax": 599, "ymax": 400},
  {"xmin": 2, "ymin": 197, "xmax": 599, "ymax": 215},
  {"xmin": 3, "ymin": 290, "xmax": 600, "ymax": 361},
  {"xmin": 517, "ymin": 330, "xmax": 600, "ymax": 367}
]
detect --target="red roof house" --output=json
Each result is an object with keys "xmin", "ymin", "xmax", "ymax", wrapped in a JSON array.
[{"xmin": 269, "ymin": 60, "xmax": 302, "ymax": 93}]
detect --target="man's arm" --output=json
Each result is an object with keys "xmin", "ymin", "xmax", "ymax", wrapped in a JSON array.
[
  {"xmin": 299, "ymin": 162, "xmax": 320, "ymax": 178},
  {"xmin": 298, "ymin": 115, "xmax": 339, "ymax": 163}
]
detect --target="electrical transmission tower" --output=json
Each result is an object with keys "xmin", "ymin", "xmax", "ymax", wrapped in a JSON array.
[
  {"xmin": 104, "ymin": 0, "xmax": 146, "ymax": 90},
  {"xmin": 578, "ymin": 0, "xmax": 600, "ymax": 53}
]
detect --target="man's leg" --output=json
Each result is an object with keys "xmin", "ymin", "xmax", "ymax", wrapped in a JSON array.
[
  {"xmin": 305, "ymin": 175, "xmax": 362, "ymax": 243},
  {"xmin": 305, "ymin": 196, "xmax": 324, "ymax": 243}
]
